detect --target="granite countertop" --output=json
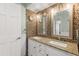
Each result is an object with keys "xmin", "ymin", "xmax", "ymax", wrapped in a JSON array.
[{"xmin": 29, "ymin": 36, "xmax": 79, "ymax": 55}]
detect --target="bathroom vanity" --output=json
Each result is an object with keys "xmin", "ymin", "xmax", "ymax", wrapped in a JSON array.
[
  {"xmin": 28, "ymin": 36, "xmax": 78, "ymax": 56},
  {"xmin": 27, "ymin": 4, "xmax": 79, "ymax": 56}
]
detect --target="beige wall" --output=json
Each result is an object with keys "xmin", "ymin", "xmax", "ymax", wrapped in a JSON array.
[
  {"xmin": 26, "ymin": 9, "xmax": 37, "ymax": 37},
  {"xmin": 73, "ymin": 4, "xmax": 79, "ymax": 40},
  {"xmin": 37, "ymin": 3, "xmax": 79, "ymax": 41},
  {"xmin": 27, "ymin": 3, "xmax": 79, "ymax": 41}
]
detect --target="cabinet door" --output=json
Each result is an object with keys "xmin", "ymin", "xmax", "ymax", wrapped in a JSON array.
[
  {"xmin": 37, "ymin": 43, "xmax": 47, "ymax": 56},
  {"xmin": 28, "ymin": 39, "xmax": 34, "ymax": 56},
  {"xmin": 28, "ymin": 39, "xmax": 48, "ymax": 56},
  {"xmin": 46, "ymin": 45, "xmax": 74, "ymax": 56},
  {"xmin": 28, "ymin": 39, "xmax": 36, "ymax": 56},
  {"xmin": 28, "ymin": 39, "xmax": 75, "ymax": 56},
  {"xmin": 28, "ymin": 39, "xmax": 40, "ymax": 56}
]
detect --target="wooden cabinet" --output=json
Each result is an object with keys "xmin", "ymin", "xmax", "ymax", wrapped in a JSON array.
[{"xmin": 28, "ymin": 39, "xmax": 75, "ymax": 56}]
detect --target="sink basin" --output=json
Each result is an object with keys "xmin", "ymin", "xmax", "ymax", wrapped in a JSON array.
[
  {"xmin": 48, "ymin": 40, "xmax": 67, "ymax": 48},
  {"xmin": 32, "ymin": 37, "xmax": 41, "ymax": 40}
]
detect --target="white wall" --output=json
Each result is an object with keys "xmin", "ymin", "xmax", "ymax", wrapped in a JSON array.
[{"xmin": 21, "ymin": 5, "xmax": 26, "ymax": 56}]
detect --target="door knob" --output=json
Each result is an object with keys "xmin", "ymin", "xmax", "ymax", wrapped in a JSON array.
[{"xmin": 16, "ymin": 37, "xmax": 21, "ymax": 40}]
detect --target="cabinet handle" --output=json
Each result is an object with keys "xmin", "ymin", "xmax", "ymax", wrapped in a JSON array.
[
  {"xmin": 34, "ymin": 47, "xmax": 36, "ymax": 48},
  {"xmin": 39, "ymin": 45, "xmax": 41, "ymax": 46},
  {"xmin": 39, "ymin": 50, "xmax": 41, "ymax": 52}
]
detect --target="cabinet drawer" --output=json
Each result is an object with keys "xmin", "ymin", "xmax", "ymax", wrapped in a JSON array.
[
  {"xmin": 28, "ymin": 39, "xmax": 75, "ymax": 56},
  {"xmin": 46, "ymin": 45, "xmax": 74, "ymax": 56},
  {"xmin": 28, "ymin": 39, "xmax": 40, "ymax": 56}
]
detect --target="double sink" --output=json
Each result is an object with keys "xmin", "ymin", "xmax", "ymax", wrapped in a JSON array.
[
  {"xmin": 48, "ymin": 40, "xmax": 67, "ymax": 48},
  {"xmin": 32, "ymin": 37, "xmax": 67, "ymax": 48}
]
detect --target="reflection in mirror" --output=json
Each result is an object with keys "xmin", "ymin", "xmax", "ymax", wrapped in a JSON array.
[
  {"xmin": 53, "ymin": 10, "xmax": 69, "ymax": 36},
  {"xmin": 51, "ymin": 4, "xmax": 73, "ymax": 39},
  {"xmin": 37, "ymin": 14, "xmax": 47, "ymax": 35}
]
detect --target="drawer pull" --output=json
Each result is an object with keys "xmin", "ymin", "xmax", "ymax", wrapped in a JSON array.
[
  {"xmin": 39, "ymin": 45, "xmax": 41, "ymax": 46},
  {"xmin": 34, "ymin": 47, "xmax": 36, "ymax": 48},
  {"xmin": 39, "ymin": 50, "xmax": 41, "ymax": 52}
]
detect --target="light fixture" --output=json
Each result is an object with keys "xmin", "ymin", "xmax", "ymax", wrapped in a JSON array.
[
  {"xmin": 64, "ymin": 4, "xmax": 73, "ymax": 11},
  {"xmin": 43, "ymin": 12, "xmax": 47, "ymax": 16},
  {"xmin": 29, "ymin": 16, "xmax": 33, "ymax": 21},
  {"xmin": 37, "ymin": 15, "xmax": 40, "ymax": 18},
  {"xmin": 37, "ymin": 14, "xmax": 42, "ymax": 22},
  {"xmin": 51, "ymin": 9, "xmax": 54, "ymax": 14},
  {"xmin": 51, "ymin": 8, "xmax": 58, "ymax": 14},
  {"xmin": 29, "ymin": 15, "xmax": 35, "ymax": 21}
]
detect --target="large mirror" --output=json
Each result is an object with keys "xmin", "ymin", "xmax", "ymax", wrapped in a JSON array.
[
  {"xmin": 51, "ymin": 4, "xmax": 73, "ymax": 39},
  {"xmin": 37, "ymin": 13, "xmax": 48, "ymax": 35}
]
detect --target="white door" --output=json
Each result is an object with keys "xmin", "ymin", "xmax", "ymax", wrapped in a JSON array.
[
  {"xmin": 0, "ymin": 3, "xmax": 21, "ymax": 56},
  {"xmin": 0, "ymin": 39, "xmax": 21, "ymax": 56}
]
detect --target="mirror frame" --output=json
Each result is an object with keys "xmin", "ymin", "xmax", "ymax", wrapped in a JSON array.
[
  {"xmin": 37, "ymin": 12, "xmax": 48, "ymax": 36},
  {"xmin": 51, "ymin": 4, "xmax": 73, "ymax": 39}
]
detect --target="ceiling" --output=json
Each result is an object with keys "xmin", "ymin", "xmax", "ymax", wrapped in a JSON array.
[{"xmin": 22, "ymin": 3, "xmax": 55, "ymax": 13}]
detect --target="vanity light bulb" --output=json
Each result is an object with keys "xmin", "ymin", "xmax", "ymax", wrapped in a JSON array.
[
  {"xmin": 65, "ymin": 4, "xmax": 72, "ymax": 11},
  {"xmin": 30, "ymin": 17, "xmax": 32, "ymax": 20},
  {"xmin": 51, "ymin": 9, "xmax": 54, "ymax": 13},
  {"xmin": 37, "ymin": 15, "xmax": 41, "ymax": 22},
  {"xmin": 51, "ymin": 9, "xmax": 57, "ymax": 15},
  {"xmin": 37, "ymin": 14, "xmax": 41, "ymax": 18},
  {"xmin": 37, "ymin": 15, "xmax": 39, "ymax": 18}
]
